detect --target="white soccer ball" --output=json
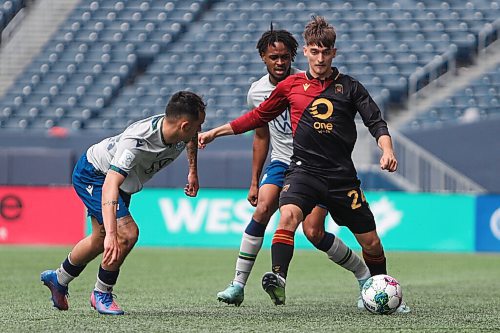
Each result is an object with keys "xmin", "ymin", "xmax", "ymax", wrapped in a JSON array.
[{"xmin": 361, "ymin": 274, "xmax": 403, "ymax": 315}]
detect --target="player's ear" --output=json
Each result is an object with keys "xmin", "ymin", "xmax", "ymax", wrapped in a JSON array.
[
  {"xmin": 303, "ymin": 45, "xmax": 307, "ymax": 56},
  {"xmin": 332, "ymin": 48, "xmax": 337, "ymax": 58},
  {"xmin": 179, "ymin": 120, "xmax": 191, "ymax": 132}
]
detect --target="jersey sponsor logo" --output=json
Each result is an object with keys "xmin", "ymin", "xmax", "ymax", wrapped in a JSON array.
[
  {"xmin": 145, "ymin": 158, "xmax": 174, "ymax": 174},
  {"xmin": 270, "ymin": 109, "xmax": 292, "ymax": 134},
  {"xmin": 117, "ymin": 149, "xmax": 135, "ymax": 169},
  {"xmin": 308, "ymin": 98, "xmax": 334, "ymax": 133},
  {"xmin": 303, "ymin": 83, "xmax": 310, "ymax": 91},
  {"xmin": 86, "ymin": 185, "xmax": 93, "ymax": 196}
]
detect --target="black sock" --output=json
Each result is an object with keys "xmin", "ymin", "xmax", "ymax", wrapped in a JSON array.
[
  {"xmin": 271, "ymin": 229, "xmax": 295, "ymax": 279},
  {"xmin": 314, "ymin": 232, "xmax": 335, "ymax": 252},
  {"xmin": 362, "ymin": 250, "xmax": 387, "ymax": 276},
  {"xmin": 98, "ymin": 265, "xmax": 120, "ymax": 286},
  {"xmin": 62, "ymin": 256, "xmax": 86, "ymax": 277}
]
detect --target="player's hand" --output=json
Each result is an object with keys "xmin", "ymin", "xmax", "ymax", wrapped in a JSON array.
[
  {"xmin": 247, "ymin": 184, "xmax": 259, "ymax": 207},
  {"xmin": 184, "ymin": 172, "xmax": 199, "ymax": 197},
  {"xmin": 198, "ymin": 130, "xmax": 215, "ymax": 149},
  {"xmin": 380, "ymin": 151, "xmax": 398, "ymax": 172},
  {"xmin": 102, "ymin": 234, "xmax": 120, "ymax": 266}
]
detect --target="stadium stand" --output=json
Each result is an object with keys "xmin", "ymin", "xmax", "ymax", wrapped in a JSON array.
[
  {"xmin": 0, "ymin": 0, "xmax": 498, "ymax": 132},
  {"xmin": 0, "ymin": 0, "xmax": 498, "ymax": 191},
  {"xmin": 403, "ymin": 63, "xmax": 500, "ymax": 130},
  {"xmin": 0, "ymin": 0, "xmax": 26, "ymax": 43}
]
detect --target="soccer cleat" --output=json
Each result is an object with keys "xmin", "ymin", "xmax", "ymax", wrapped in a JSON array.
[
  {"xmin": 217, "ymin": 282, "xmax": 244, "ymax": 306},
  {"xmin": 261, "ymin": 272, "xmax": 286, "ymax": 305},
  {"xmin": 396, "ymin": 301, "xmax": 411, "ymax": 314},
  {"xmin": 357, "ymin": 278, "xmax": 369, "ymax": 310},
  {"xmin": 357, "ymin": 295, "xmax": 364, "ymax": 309},
  {"xmin": 40, "ymin": 270, "xmax": 69, "ymax": 311},
  {"xmin": 90, "ymin": 290, "xmax": 124, "ymax": 315}
]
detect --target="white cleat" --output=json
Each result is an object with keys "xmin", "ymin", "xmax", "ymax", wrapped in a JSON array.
[{"xmin": 396, "ymin": 301, "xmax": 411, "ymax": 314}]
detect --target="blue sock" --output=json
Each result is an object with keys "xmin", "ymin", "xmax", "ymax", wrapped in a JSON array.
[{"xmin": 244, "ymin": 218, "xmax": 266, "ymax": 237}]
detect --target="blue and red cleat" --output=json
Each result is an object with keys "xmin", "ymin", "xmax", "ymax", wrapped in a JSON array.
[
  {"xmin": 40, "ymin": 270, "xmax": 69, "ymax": 310},
  {"xmin": 90, "ymin": 290, "xmax": 124, "ymax": 315}
]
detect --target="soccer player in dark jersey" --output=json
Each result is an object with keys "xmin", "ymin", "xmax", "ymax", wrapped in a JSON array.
[
  {"xmin": 216, "ymin": 27, "xmax": 370, "ymax": 308},
  {"xmin": 199, "ymin": 16, "xmax": 410, "ymax": 313}
]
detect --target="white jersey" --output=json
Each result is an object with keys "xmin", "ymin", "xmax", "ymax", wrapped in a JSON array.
[
  {"xmin": 86, "ymin": 114, "xmax": 186, "ymax": 194},
  {"xmin": 247, "ymin": 67, "xmax": 302, "ymax": 165}
]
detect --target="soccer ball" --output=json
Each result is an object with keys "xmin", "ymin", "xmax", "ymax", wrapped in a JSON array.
[{"xmin": 361, "ymin": 274, "xmax": 402, "ymax": 315}]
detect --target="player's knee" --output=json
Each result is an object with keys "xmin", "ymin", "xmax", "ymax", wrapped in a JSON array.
[
  {"xmin": 253, "ymin": 204, "xmax": 273, "ymax": 223},
  {"xmin": 120, "ymin": 225, "xmax": 139, "ymax": 250},
  {"xmin": 278, "ymin": 206, "xmax": 302, "ymax": 228},
  {"xmin": 303, "ymin": 226, "xmax": 324, "ymax": 245},
  {"xmin": 362, "ymin": 237, "xmax": 382, "ymax": 254}
]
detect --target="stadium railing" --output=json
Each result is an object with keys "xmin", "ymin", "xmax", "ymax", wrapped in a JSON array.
[
  {"xmin": 384, "ymin": 131, "xmax": 486, "ymax": 193},
  {"xmin": 478, "ymin": 17, "xmax": 500, "ymax": 56}
]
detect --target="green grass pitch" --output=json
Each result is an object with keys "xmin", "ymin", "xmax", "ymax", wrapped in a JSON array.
[{"xmin": 1, "ymin": 246, "xmax": 499, "ymax": 332}]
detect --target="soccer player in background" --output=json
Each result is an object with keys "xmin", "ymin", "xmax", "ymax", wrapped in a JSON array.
[
  {"xmin": 41, "ymin": 91, "xmax": 206, "ymax": 315},
  {"xmin": 216, "ymin": 27, "xmax": 370, "ymax": 308},
  {"xmin": 200, "ymin": 17, "xmax": 410, "ymax": 313}
]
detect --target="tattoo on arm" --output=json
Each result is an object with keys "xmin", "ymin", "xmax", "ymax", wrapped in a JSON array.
[
  {"xmin": 102, "ymin": 200, "xmax": 119, "ymax": 206},
  {"xmin": 186, "ymin": 137, "xmax": 198, "ymax": 170}
]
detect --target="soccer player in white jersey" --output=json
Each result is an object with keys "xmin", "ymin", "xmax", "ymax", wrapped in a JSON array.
[
  {"xmin": 41, "ymin": 91, "xmax": 206, "ymax": 315},
  {"xmin": 216, "ymin": 28, "xmax": 370, "ymax": 307}
]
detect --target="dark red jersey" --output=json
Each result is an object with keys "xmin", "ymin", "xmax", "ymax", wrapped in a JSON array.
[{"xmin": 230, "ymin": 67, "xmax": 390, "ymax": 187}]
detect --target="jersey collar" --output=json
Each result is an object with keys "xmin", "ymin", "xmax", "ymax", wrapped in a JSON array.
[
  {"xmin": 158, "ymin": 117, "xmax": 171, "ymax": 147},
  {"xmin": 305, "ymin": 67, "xmax": 340, "ymax": 81}
]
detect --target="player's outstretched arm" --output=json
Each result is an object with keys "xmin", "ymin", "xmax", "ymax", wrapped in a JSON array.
[
  {"xmin": 185, "ymin": 136, "xmax": 199, "ymax": 197},
  {"xmin": 198, "ymin": 123, "xmax": 235, "ymax": 149},
  {"xmin": 378, "ymin": 135, "xmax": 398, "ymax": 172}
]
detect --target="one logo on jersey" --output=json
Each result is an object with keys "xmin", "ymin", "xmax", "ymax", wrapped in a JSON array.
[
  {"xmin": 303, "ymin": 83, "xmax": 310, "ymax": 91},
  {"xmin": 308, "ymin": 98, "xmax": 334, "ymax": 133},
  {"xmin": 136, "ymin": 139, "xmax": 145, "ymax": 147},
  {"xmin": 86, "ymin": 185, "xmax": 93, "ymax": 196},
  {"xmin": 282, "ymin": 184, "xmax": 290, "ymax": 192}
]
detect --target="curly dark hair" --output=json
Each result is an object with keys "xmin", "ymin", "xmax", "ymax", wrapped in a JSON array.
[{"xmin": 256, "ymin": 23, "xmax": 298, "ymax": 61}]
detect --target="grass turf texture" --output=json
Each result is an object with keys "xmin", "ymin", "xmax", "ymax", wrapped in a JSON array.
[{"xmin": 0, "ymin": 247, "xmax": 499, "ymax": 332}]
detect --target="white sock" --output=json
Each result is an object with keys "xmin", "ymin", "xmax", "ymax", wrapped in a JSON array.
[
  {"xmin": 55, "ymin": 254, "xmax": 77, "ymax": 286},
  {"xmin": 95, "ymin": 277, "xmax": 114, "ymax": 293},
  {"xmin": 56, "ymin": 266, "xmax": 74, "ymax": 287},
  {"xmin": 326, "ymin": 237, "xmax": 371, "ymax": 282},
  {"xmin": 233, "ymin": 233, "xmax": 264, "ymax": 286}
]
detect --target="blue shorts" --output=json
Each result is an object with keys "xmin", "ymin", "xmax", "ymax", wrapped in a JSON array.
[
  {"xmin": 72, "ymin": 153, "xmax": 131, "ymax": 224},
  {"xmin": 260, "ymin": 160, "xmax": 289, "ymax": 188}
]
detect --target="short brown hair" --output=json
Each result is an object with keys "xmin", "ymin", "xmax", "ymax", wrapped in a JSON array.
[
  {"xmin": 303, "ymin": 16, "xmax": 336, "ymax": 48},
  {"xmin": 165, "ymin": 91, "xmax": 206, "ymax": 121}
]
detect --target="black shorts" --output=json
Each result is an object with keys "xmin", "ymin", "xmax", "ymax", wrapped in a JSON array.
[{"xmin": 279, "ymin": 168, "xmax": 376, "ymax": 234}]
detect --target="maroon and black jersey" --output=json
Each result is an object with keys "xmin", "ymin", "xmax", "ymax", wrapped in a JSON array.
[{"xmin": 230, "ymin": 67, "xmax": 390, "ymax": 188}]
